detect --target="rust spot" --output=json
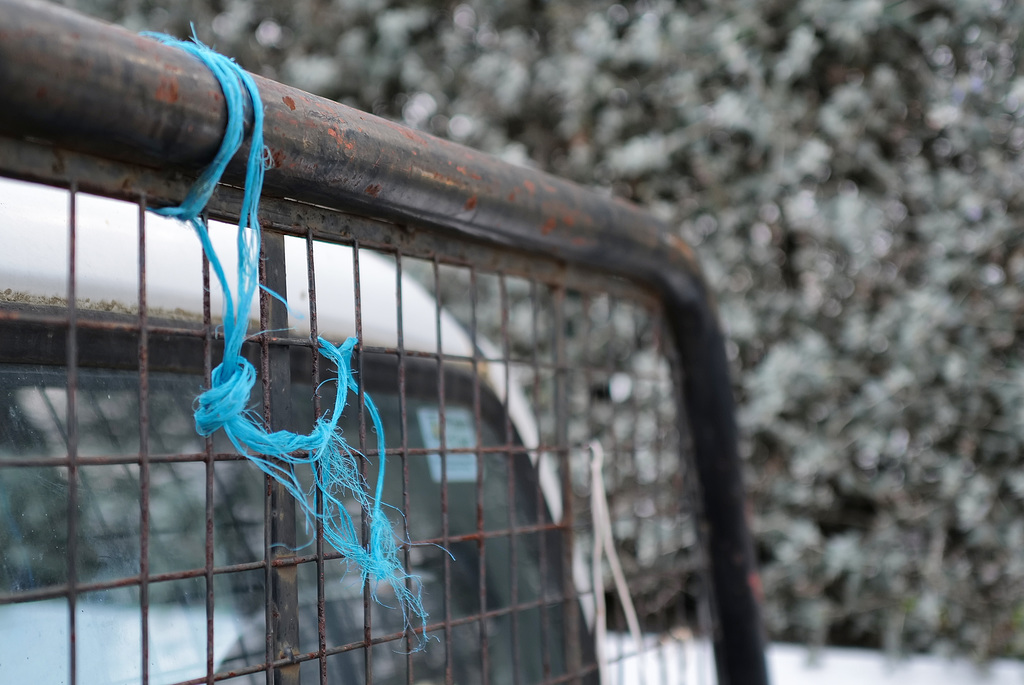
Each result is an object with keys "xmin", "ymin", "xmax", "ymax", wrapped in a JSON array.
[
  {"xmin": 35, "ymin": 87, "xmax": 47, "ymax": 100},
  {"xmin": 570, "ymin": 236, "xmax": 593, "ymax": 247},
  {"xmin": 269, "ymin": 148, "xmax": 286, "ymax": 168},
  {"xmin": 282, "ymin": 95, "xmax": 296, "ymax": 111},
  {"xmin": 541, "ymin": 217, "xmax": 557, "ymax": 235},
  {"xmin": 748, "ymin": 571, "xmax": 764, "ymax": 603},
  {"xmin": 328, "ymin": 128, "xmax": 353, "ymax": 150},
  {"xmin": 154, "ymin": 76, "xmax": 179, "ymax": 104},
  {"xmin": 430, "ymin": 171, "xmax": 460, "ymax": 186},
  {"xmin": 523, "ymin": 180, "xmax": 536, "ymax": 194},
  {"xmin": 456, "ymin": 165, "xmax": 480, "ymax": 179},
  {"xmin": 542, "ymin": 182, "xmax": 557, "ymax": 193},
  {"xmin": 364, "ymin": 183, "xmax": 382, "ymax": 197},
  {"xmin": 665, "ymin": 232, "xmax": 697, "ymax": 261},
  {"xmin": 402, "ymin": 129, "xmax": 427, "ymax": 145},
  {"xmin": 463, "ymin": 195, "xmax": 478, "ymax": 211},
  {"xmin": 562, "ymin": 213, "xmax": 576, "ymax": 227},
  {"xmin": 507, "ymin": 190, "xmax": 517, "ymax": 202}
]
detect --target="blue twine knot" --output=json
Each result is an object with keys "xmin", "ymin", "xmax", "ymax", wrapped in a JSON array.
[{"xmin": 143, "ymin": 29, "xmax": 429, "ymax": 648}]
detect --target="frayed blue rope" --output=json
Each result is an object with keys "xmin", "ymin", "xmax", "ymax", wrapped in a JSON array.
[{"xmin": 142, "ymin": 30, "xmax": 429, "ymax": 648}]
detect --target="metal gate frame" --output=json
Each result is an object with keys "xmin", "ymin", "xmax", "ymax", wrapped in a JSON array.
[{"xmin": 0, "ymin": 1, "xmax": 768, "ymax": 683}]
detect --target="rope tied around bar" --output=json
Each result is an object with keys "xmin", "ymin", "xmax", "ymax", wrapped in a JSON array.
[{"xmin": 142, "ymin": 29, "xmax": 429, "ymax": 648}]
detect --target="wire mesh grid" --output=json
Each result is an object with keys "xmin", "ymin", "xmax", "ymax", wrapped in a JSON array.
[{"xmin": 0, "ymin": 152, "xmax": 715, "ymax": 684}]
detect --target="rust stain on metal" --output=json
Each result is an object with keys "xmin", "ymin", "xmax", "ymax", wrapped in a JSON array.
[
  {"xmin": 463, "ymin": 195, "xmax": 478, "ymax": 211},
  {"xmin": 541, "ymin": 217, "xmax": 557, "ymax": 235},
  {"xmin": 282, "ymin": 95, "xmax": 296, "ymax": 111},
  {"xmin": 154, "ymin": 76, "xmax": 179, "ymax": 104},
  {"xmin": 269, "ymin": 148, "xmax": 286, "ymax": 168},
  {"xmin": 748, "ymin": 571, "xmax": 764, "ymax": 603},
  {"xmin": 665, "ymin": 232, "xmax": 697, "ymax": 262},
  {"xmin": 426, "ymin": 170, "xmax": 463, "ymax": 188},
  {"xmin": 327, "ymin": 127, "xmax": 354, "ymax": 150},
  {"xmin": 401, "ymin": 128, "xmax": 427, "ymax": 145},
  {"xmin": 523, "ymin": 180, "xmax": 536, "ymax": 195},
  {"xmin": 562, "ymin": 213, "xmax": 577, "ymax": 227},
  {"xmin": 507, "ymin": 190, "xmax": 516, "ymax": 202},
  {"xmin": 570, "ymin": 236, "xmax": 593, "ymax": 247},
  {"xmin": 455, "ymin": 165, "xmax": 482, "ymax": 180},
  {"xmin": 364, "ymin": 183, "xmax": 382, "ymax": 197}
]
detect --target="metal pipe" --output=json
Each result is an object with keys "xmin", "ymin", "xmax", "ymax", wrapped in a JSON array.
[{"xmin": 0, "ymin": 1, "xmax": 769, "ymax": 682}]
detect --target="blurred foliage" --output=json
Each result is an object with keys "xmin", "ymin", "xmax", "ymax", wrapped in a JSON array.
[{"xmin": 63, "ymin": 0, "xmax": 1024, "ymax": 660}]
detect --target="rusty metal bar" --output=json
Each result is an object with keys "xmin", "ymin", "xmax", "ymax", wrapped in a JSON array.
[
  {"xmin": 530, "ymin": 280, "xmax": 553, "ymax": 682},
  {"xmin": 136, "ymin": 196, "xmax": 152, "ymax": 685},
  {"xmin": 200, "ymin": 216, "xmax": 218, "ymax": 685},
  {"xmin": 2, "ymin": 0, "xmax": 702, "ymax": 288},
  {"xmin": 469, "ymin": 266, "xmax": 491, "ymax": 685},
  {"xmin": 499, "ymin": 275, "xmax": 522, "ymax": 685},
  {"xmin": 554, "ymin": 284, "xmax": 582, "ymax": 684},
  {"xmin": 351, "ymin": 239, "xmax": 373, "ymax": 684},
  {"xmin": 395, "ymin": 252, "xmax": 416, "ymax": 683},
  {"xmin": 260, "ymin": 231, "xmax": 300, "ymax": 684},
  {"xmin": 433, "ymin": 257, "xmax": 454, "ymax": 684},
  {"xmin": 305, "ymin": 226, "xmax": 328, "ymax": 685},
  {"xmin": 65, "ymin": 182, "xmax": 79, "ymax": 685},
  {"xmin": 0, "ymin": 1, "xmax": 768, "ymax": 681},
  {"xmin": 0, "ymin": 134, "xmax": 664, "ymax": 314}
]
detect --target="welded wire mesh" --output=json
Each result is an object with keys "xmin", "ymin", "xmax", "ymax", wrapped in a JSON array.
[{"xmin": 0, "ymin": 144, "xmax": 714, "ymax": 684}]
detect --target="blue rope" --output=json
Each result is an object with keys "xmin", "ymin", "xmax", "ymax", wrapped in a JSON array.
[{"xmin": 142, "ymin": 30, "xmax": 428, "ymax": 647}]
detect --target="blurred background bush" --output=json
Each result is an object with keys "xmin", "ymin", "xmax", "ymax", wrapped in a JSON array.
[{"xmin": 62, "ymin": 0, "xmax": 1024, "ymax": 661}]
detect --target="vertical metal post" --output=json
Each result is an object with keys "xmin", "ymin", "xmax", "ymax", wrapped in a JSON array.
[
  {"xmin": 661, "ymin": 271, "xmax": 769, "ymax": 685},
  {"xmin": 261, "ymin": 231, "xmax": 299, "ymax": 685},
  {"xmin": 433, "ymin": 258, "xmax": 453, "ymax": 685},
  {"xmin": 305, "ymin": 228, "xmax": 327, "ymax": 685},
  {"xmin": 529, "ymin": 281, "xmax": 552, "ymax": 682},
  {"xmin": 470, "ymin": 266, "xmax": 491, "ymax": 685},
  {"xmin": 395, "ymin": 251, "xmax": 415, "ymax": 682},
  {"xmin": 136, "ymin": 197, "xmax": 151, "ymax": 685},
  {"xmin": 554, "ymin": 285, "xmax": 582, "ymax": 683},
  {"xmin": 65, "ymin": 184, "xmax": 79, "ymax": 685},
  {"xmin": 499, "ymin": 275, "xmax": 522, "ymax": 685},
  {"xmin": 201, "ymin": 239, "xmax": 217, "ymax": 685},
  {"xmin": 352, "ymin": 240, "xmax": 373, "ymax": 684}
]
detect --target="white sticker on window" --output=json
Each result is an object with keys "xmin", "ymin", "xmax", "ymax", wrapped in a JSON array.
[{"xmin": 416, "ymin": 406, "xmax": 478, "ymax": 483}]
